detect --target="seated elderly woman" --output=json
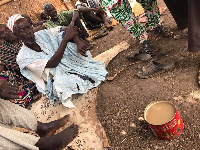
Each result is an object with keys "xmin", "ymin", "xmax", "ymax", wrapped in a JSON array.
[
  {"xmin": 0, "ymin": 22, "xmax": 39, "ymax": 107},
  {"xmin": 13, "ymin": 18, "xmax": 107, "ymax": 108}
]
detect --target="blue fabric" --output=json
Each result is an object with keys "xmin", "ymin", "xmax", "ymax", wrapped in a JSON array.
[{"xmin": 17, "ymin": 27, "xmax": 107, "ymax": 107}]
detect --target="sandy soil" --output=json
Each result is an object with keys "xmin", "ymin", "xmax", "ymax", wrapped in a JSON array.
[
  {"xmin": 1, "ymin": 0, "xmax": 200, "ymax": 149},
  {"xmin": 89, "ymin": 0, "xmax": 200, "ymax": 149}
]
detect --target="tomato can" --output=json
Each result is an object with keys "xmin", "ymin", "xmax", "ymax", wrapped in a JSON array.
[{"xmin": 144, "ymin": 101, "xmax": 184, "ymax": 140}]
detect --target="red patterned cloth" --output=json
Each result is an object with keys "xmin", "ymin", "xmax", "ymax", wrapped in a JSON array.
[{"xmin": 0, "ymin": 41, "xmax": 37, "ymax": 108}]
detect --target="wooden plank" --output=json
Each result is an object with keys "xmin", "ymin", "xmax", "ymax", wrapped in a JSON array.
[
  {"xmin": 0, "ymin": 0, "xmax": 12, "ymax": 6},
  {"xmin": 94, "ymin": 41, "xmax": 130, "ymax": 67}
]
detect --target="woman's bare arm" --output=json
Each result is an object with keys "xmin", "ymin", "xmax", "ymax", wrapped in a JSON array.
[{"xmin": 46, "ymin": 27, "xmax": 78, "ymax": 68}]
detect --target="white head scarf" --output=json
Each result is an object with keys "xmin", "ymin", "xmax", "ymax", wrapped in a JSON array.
[{"xmin": 7, "ymin": 14, "xmax": 23, "ymax": 32}]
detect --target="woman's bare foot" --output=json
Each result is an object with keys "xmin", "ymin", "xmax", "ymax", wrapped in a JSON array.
[
  {"xmin": 35, "ymin": 124, "xmax": 79, "ymax": 150},
  {"xmin": 36, "ymin": 114, "xmax": 70, "ymax": 137}
]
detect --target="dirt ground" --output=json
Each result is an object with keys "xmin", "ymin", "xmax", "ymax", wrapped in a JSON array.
[
  {"xmin": 89, "ymin": 0, "xmax": 200, "ymax": 149},
  {"xmin": 1, "ymin": 0, "xmax": 199, "ymax": 149}
]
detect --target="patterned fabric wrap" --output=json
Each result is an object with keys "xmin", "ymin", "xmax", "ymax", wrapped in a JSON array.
[
  {"xmin": 136, "ymin": 0, "xmax": 160, "ymax": 28},
  {"xmin": 17, "ymin": 27, "xmax": 107, "ymax": 107},
  {"xmin": 0, "ymin": 69, "xmax": 36, "ymax": 108},
  {"xmin": 45, "ymin": 10, "xmax": 74, "ymax": 28},
  {"xmin": 101, "ymin": 0, "xmax": 148, "ymax": 43},
  {"xmin": 100, "ymin": 0, "xmax": 160, "ymax": 43},
  {"xmin": 0, "ymin": 41, "xmax": 22, "ymax": 71},
  {"xmin": 0, "ymin": 42, "xmax": 37, "ymax": 108}
]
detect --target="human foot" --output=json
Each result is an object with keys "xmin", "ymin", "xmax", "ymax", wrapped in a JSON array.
[
  {"xmin": 35, "ymin": 124, "xmax": 79, "ymax": 150},
  {"xmin": 36, "ymin": 114, "xmax": 70, "ymax": 137}
]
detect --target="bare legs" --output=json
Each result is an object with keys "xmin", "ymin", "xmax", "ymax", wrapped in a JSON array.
[
  {"xmin": 35, "ymin": 115, "xmax": 79, "ymax": 149},
  {"xmin": 36, "ymin": 114, "xmax": 70, "ymax": 137},
  {"xmin": 35, "ymin": 124, "xmax": 79, "ymax": 150}
]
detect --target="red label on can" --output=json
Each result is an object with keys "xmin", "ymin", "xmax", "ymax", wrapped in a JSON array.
[{"xmin": 148, "ymin": 110, "xmax": 184, "ymax": 140}]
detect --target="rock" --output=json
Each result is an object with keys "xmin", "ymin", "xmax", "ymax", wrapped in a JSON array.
[
  {"xmin": 138, "ymin": 117, "xmax": 144, "ymax": 121},
  {"xmin": 120, "ymin": 130, "xmax": 127, "ymax": 135},
  {"xmin": 130, "ymin": 122, "xmax": 136, "ymax": 128}
]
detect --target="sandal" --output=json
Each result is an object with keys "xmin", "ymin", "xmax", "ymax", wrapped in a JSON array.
[
  {"xmin": 127, "ymin": 52, "xmax": 152, "ymax": 61},
  {"xmin": 152, "ymin": 50, "xmax": 173, "ymax": 60},
  {"xmin": 127, "ymin": 50, "xmax": 172, "ymax": 62},
  {"xmin": 137, "ymin": 61, "xmax": 175, "ymax": 79},
  {"xmin": 140, "ymin": 40, "xmax": 159, "ymax": 56}
]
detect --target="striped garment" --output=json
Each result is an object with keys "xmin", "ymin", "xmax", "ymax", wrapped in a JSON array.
[
  {"xmin": 100, "ymin": 0, "xmax": 160, "ymax": 43},
  {"xmin": 0, "ymin": 41, "xmax": 22, "ymax": 71}
]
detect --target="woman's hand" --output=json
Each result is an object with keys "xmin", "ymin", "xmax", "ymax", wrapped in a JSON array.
[
  {"xmin": 63, "ymin": 26, "xmax": 79, "ymax": 41},
  {"xmin": 74, "ymin": 38, "xmax": 89, "ymax": 57},
  {"xmin": 0, "ymin": 80, "xmax": 21, "ymax": 100}
]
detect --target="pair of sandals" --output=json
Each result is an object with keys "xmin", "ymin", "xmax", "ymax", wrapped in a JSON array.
[
  {"xmin": 127, "ymin": 50, "xmax": 174, "ymax": 79},
  {"xmin": 127, "ymin": 40, "xmax": 159, "ymax": 62}
]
